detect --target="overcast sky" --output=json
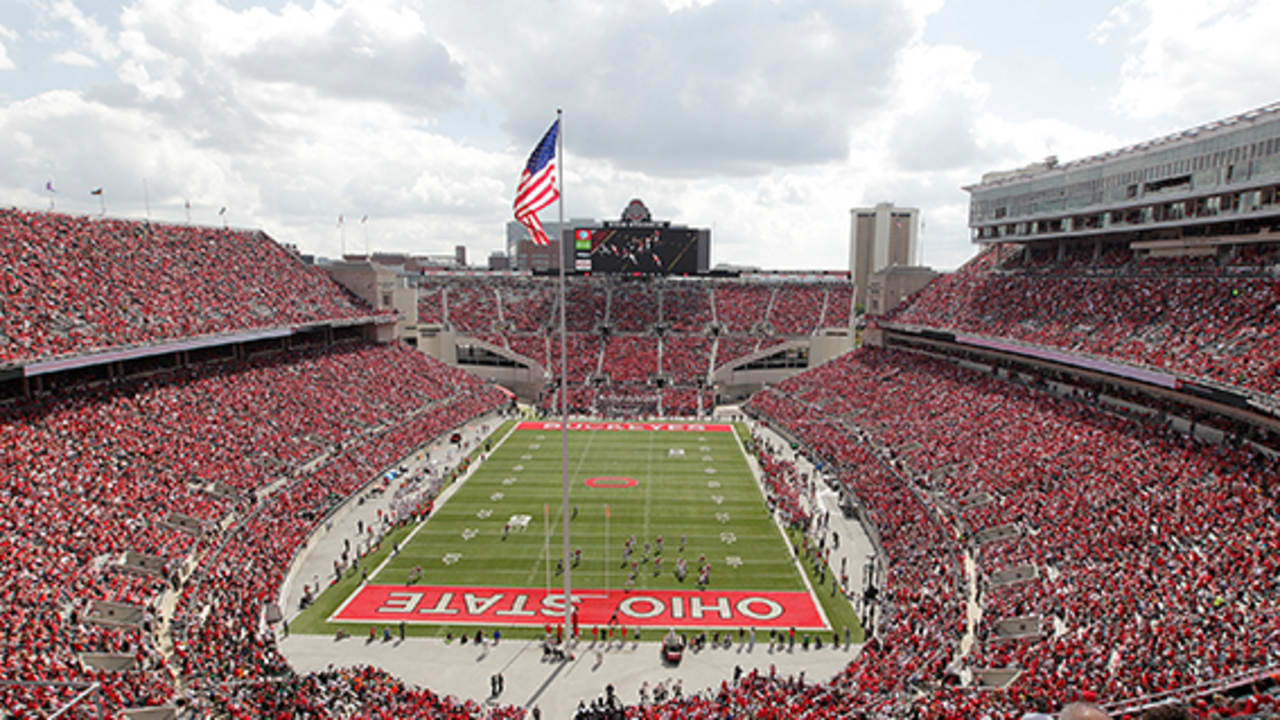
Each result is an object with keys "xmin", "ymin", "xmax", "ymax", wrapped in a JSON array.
[{"xmin": 2, "ymin": 0, "xmax": 1277, "ymax": 270}]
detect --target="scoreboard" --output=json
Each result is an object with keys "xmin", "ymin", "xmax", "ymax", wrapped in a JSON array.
[{"xmin": 573, "ymin": 226, "xmax": 702, "ymax": 274}]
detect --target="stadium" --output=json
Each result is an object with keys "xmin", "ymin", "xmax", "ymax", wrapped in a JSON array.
[{"xmin": 3, "ymin": 94, "xmax": 1280, "ymax": 720}]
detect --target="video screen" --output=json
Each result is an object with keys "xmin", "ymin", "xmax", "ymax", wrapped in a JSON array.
[{"xmin": 574, "ymin": 227, "xmax": 700, "ymax": 274}]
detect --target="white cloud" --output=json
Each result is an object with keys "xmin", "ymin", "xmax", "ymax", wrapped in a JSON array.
[
  {"xmin": 1101, "ymin": 0, "xmax": 1280, "ymax": 121},
  {"xmin": 51, "ymin": 49, "xmax": 97, "ymax": 67},
  {"xmin": 8, "ymin": 0, "xmax": 1253, "ymax": 275},
  {"xmin": 43, "ymin": 0, "xmax": 120, "ymax": 62},
  {"xmin": 0, "ymin": 24, "xmax": 16, "ymax": 70},
  {"xmin": 434, "ymin": 0, "xmax": 916, "ymax": 176}
]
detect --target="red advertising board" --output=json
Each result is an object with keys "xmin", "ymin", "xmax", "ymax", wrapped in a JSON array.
[
  {"xmin": 331, "ymin": 584, "xmax": 826, "ymax": 630},
  {"xmin": 515, "ymin": 421, "xmax": 733, "ymax": 433}
]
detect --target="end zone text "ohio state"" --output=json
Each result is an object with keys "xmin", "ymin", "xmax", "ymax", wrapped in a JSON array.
[{"xmin": 331, "ymin": 585, "xmax": 826, "ymax": 629}]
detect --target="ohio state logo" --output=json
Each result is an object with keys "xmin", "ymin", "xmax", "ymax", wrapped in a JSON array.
[
  {"xmin": 622, "ymin": 199, "xmax": 651, "ymax": 223},
  {"xmin": 333, "ymin": 584, "xmax": 827, "ymax": 629}
]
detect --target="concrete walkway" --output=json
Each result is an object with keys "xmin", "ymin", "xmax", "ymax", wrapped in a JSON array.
[{"xmin": 281, "ymin": 633, "xmax": 857, "ymax": 719}]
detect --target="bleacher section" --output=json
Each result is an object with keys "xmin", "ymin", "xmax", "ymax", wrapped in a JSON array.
[
  {"xmin": 743, "ymin": 346, "xmax": 1280, "ymax": 718},
  {"xmin": 883, "ymin": 242, "xmax": 1280, "ymax": 404},
  {"xmin": 0, "ymin": 209, "xmax": 388, "ymax": 367},
  {"xmin": 0, "ymin": 210, "xmax": 510, "ymax": 718},
  {"xmin": 415, "ymin": 276, "xmax": 854, "ymax": 416}
]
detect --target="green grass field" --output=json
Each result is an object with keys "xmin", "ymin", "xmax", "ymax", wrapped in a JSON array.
[{"xmin": 292, "ymin": 421, "xmax": 862, "ymax": 640}]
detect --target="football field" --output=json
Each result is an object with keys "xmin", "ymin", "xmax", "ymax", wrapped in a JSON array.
[{"xmin": 325, "ymin": 421, "xmax": 838, "ymax": 632}]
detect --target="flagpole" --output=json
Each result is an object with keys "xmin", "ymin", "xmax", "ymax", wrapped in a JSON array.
[
  {"xmin": 143, "ymin": 178, "xmax": 151, "ymax": 220},
  {"xmin": 545, "ymin": 503, "xmax": 551, "ymax": 597},
  {"xmin": 556, "ymin": 107, "xmax": 573, "ymax": 638}
]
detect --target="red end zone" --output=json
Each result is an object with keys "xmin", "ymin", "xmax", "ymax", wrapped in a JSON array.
[
  {"xmin": 516, "ymin": 421, "xmax": 733, "ymax": 433},
  {"xmin": 331, "ymin": 584, "xmax": 826, "ymax": 630}
]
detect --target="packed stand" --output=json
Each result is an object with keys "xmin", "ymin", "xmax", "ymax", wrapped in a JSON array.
[
  {"xmin": 0, "ymin": 339, "xmax": 506, "ymax": 717},
  {"xmin": 712, "ymin": 283, "xmax": 771, "ymax": 332},
  {"xmin": 445, "ymin": 283, "xmax": 498, "ymax": 334},
  {"xmin": 659, "ymin": 284, "xmax": 712, "ymax": 332},
  {"xmin": 768, "ymin": 284, "xmax": 827, "ymax": 334},
  {"xmin": 749, "ymin": 346, "xmax": 1280, "ymax": 718},
  {"xmin": 661, "ymin": 336, "xmax": 710, "ymax": 383},
  {"xmin": 0, "ymin": 209, "xmax": 386, "ymax": 366},
  {"xmin": 611, "ymin": 283, "xmax": 658, "ymax": 332},
  {"xmin": 884, "ymin": 242, "xmax": 1280, "ymax": 401},
  {"xmin": 603, "ymin": 336, "xmax": 658, "ymax": 383}
]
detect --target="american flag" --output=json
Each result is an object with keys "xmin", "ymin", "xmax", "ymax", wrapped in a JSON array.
[{"xmin": 514, "ymin": 120, "xmax": 560, "ymax": 245}]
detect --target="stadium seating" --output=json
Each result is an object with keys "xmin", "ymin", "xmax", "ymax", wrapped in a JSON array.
[
  {"xmin": 402, "ymin": 276, "xmax": 851, "ymax": 415},
  {"xmin": 660, "ymin": 284, "xmax": 712, "ymax": 331},
  {"xmin": 712, "ymin": 283, "xmax": 771, "ymax": 332},
  {"xmin": 741, "ymin": 346, "xmax": 1280, "ymax": 719},
  {"xmin": 0, "ymin": 209, "xmax": 847, "ymax": 717},
  {"xmin": 499, "ymin": 280, "xmax": 556, "ymax": 332},
  {"xmin": 661, "ymin": 336, "xmax": 710, "ymax": 383},
  {"xmin": 602, "ymin": 336, "xmax": 657, "ymax": 383},
  {"xmin": 611, "ymin": 283, "xmax": 658, "ymax": 332},
  {"xmin": 443, "ymin": 282, "xmax": 496, "ymax": 334},
  {"xmin": 0, "ymin": 209, "xmax": 387, "ymax": 366},
  {"xmin": 0, "ymin": 326, "xmax": 504, "ymax": 717},
  {"xmin": 885, "ymin": 242, "xmax": 1280, "ymax": 402},
  {"xmin": 768, "ymin": 283, "xmax": 826, "ymax": 335}
]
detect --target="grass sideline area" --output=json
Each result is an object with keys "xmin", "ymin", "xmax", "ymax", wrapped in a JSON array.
[{"xmin": 290, "ymin": 419, "xmax": 863, "ymax": 641}]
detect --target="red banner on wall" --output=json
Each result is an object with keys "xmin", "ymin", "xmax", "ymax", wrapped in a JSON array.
[
  {"xmin": 331, "ymin": 584, "xmax": 826, "ymax": 630},
  {"xmin": 516, "ymin": 421, "xmax": 733, "ymax": 433}
]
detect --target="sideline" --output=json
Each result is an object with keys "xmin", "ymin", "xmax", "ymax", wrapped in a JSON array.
[
  {"xmin": 365, "ymin": 419, "xmax": 524, "ymax": 583},
  {"xmin": 731, "ymin": 421, "xmax": 833, "ymax": 631},
  {"xmin": 277, "ymin": 412, "xmax": 510, "ymax": 623}
]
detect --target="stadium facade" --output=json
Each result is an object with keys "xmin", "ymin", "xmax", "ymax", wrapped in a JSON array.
[{"xmin": 966, "ymin": 101, "xmax": 1280, "ymax": 252}]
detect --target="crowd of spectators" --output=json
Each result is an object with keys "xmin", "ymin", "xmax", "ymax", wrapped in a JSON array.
[
  {"xmin": 741, "ymin": 346, "xmax": 1280, "ymax": 718},
  {"xmin": 0, "ymin": 209, "xmax": 386, "ymax": 366},
  {"xmin": 405, "ymin": 275, "xmax": 848, "ymax": 415},
  {"xmin": 712, "ymin": 283, "xmax": 772, "ymax": 332},
  {"xmin": 661, "ymin": 336, "xmax": 710, "ymax": 383},
  {"xmin": 603, "ymin": 336, "xmax": 657, "ymax": 382},
  {"xmin": 200, "ymin": 665, "xmax": 528, "ymax": 719},
  {"xmin": 660, "ymin": 284, "xmax": 712, "ymax": 331},
  {"xmin": 612, "ymin": 283, "xmax": 659, "ymax": 332},
  {"xmin": 0, "ymin": 333, "xmax": 506, "ymax": 717},
  {"xmin": 443, "ymin": 283, "xmax": 498, "ymax": 334},
  {"xmin": 885, "ymin": 242, "xmax": 1280, "ymax": 401},
  {"xmin": 768, "ymin": 283, "xmax": 827, "ymax": 334}
]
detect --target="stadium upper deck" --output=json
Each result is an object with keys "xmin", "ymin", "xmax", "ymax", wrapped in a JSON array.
[{"xmin": 0, "ymin": 208, "xmax": 392, "ymax": 370}]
